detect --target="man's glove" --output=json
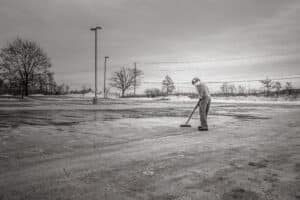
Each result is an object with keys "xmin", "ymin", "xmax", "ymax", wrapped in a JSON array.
[{"xmin": 197, "ymin": 98, "xmax": 202, "ymax": 106}]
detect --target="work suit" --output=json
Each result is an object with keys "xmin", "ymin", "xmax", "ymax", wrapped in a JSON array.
[{"xmin": 195, "ymin": 82, "xmax": 211, "ymax": 129}]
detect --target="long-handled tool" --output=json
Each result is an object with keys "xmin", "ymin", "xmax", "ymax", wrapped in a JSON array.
[{"xmin": 180, "ymin": 99, "xmax": 201, "ymax": 127}]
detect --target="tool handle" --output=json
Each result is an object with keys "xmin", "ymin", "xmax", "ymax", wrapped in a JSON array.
[{"xmin": 184, "ymin": 98, "xmax": 201, "ymax": 124}]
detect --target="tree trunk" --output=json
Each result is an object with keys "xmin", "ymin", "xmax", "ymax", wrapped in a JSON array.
[
  {"xmin": 166, "ymin": 86, "xmax": 169, "ymax": 96},
  {"xmin": 121, "ymin": 90, "xmax": 125, "ymax": 97},
  {"xmin": 39, "ymin": 80, "xmax": 43, "ymax": 94},
  {"xmin": 19, "ymin": 84, "xmax": 24, "ymax": 99},
  {"xmin": 24, "ymin": 81, "xmax": 29, "ymax": 96}
]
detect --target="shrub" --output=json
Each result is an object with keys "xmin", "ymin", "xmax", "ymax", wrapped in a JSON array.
[{"xmin": 144, "ymin": 88, "xmax": 162, "ymax": 97}]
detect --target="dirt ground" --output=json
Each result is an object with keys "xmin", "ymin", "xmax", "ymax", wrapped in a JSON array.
[{"xmin": 0, "ymin": 97, "xmax": 299, "ymax": 200}]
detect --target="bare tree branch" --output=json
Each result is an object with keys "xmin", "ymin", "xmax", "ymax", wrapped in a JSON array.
[{"xmin": 110, "ymin": 67, "xmax": 143, "ymax": 97}]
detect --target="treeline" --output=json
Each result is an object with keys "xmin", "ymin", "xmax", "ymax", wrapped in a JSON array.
[
  {"xmin": 143, "ymin": 75, "xmax": 175, "ymax": 97},
  {"xmin": 217, "ymin": 78, "xmax": 298, "ymax": 97},
  {"xmin": 139, "ymin": 77, "xmax": 299, "ymax": 98},
  {"xmin": 1, "ymin": 38, "xmax": 298, "ymax": 99},
  {"xmin": 0, "ymin": 72, "xmax": 71, "ymax": 96}
]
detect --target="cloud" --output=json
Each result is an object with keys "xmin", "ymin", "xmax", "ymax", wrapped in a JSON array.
[{"xmin": 0, "ymin": 0, "xmax": 299, "ymax": 89}]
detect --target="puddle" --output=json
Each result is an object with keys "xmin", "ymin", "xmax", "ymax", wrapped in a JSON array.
[{"xmin": 222, "ymin": 188, "xmax": 261, "ymax": 200}]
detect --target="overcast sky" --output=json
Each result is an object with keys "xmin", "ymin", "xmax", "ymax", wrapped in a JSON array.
[{"xmin": 0, "ymin": 0, "xmax": 300, "ymax": 92}]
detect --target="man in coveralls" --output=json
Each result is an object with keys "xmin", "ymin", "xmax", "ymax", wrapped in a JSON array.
[{"xmin": 192, "ymin": 77, "xmax": 211, "ymax": 131}]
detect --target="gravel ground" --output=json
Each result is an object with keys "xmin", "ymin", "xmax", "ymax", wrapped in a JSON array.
[{"xmin": 0, "ymin": 97, "xmax": 299, "ymax": 200}]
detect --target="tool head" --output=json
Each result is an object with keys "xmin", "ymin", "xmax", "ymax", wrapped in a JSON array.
[{"xmin": 180, "ymin": 124, "xmax": 192, "ymax": 127}]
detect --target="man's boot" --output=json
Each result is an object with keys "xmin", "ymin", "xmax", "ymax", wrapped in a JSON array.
[{"xmin": 198, "ymin": 127, "xmax": 208, "ymax": 131}]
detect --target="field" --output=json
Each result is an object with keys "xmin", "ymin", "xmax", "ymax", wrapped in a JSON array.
[{"xmin": 0, "ymin": 97, "xmax": 299, "ymax": 200}]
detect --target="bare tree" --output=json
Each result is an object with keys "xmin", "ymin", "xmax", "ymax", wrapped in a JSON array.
[
  {"xmin": 0, "ymin": 78, "xmax": 4, "ymax": 94},
  {"xmin": 260, "ymin": 78, "xmax": 273, "ymax": 96},
  {"xmin": 0, "ymin": 38, "xmax": 51, "ymax": 97},
  {"xmin": 272, "ymin": 81, "xmax": 281, "ymax": 96},
  {"xmin": 162, "ymin": 75, "xmax": 175, "ymax": 95},
  {"xmin": 33, "ymin": 71, "xmax": 50, "ymax": 94},
  {"xmin": 220, "ymin": 82, "xmax": 229, "ymax": 96},
  {"xmin": 228, "ymin": 84, "xmax": 236, "ymax": 95},
  {"xmin": 285, "ymin": 82, "xmax": 293, "ymax": 95},
  {"xmin": 0, "ymin": 57, "xmax": 21, "ymax": 95},
  {"xmin": 220, "ymin": 83, "xmax": 236, "ymax": 96},
  {"xmin": 145, "ymin": 88, "xmax": 161, "ymax": 98},
  {"xmin": 110, "ymin": 67, "xmax": 143, "ymax": 97},
  {"xmin": 56, "ymin": 84, "xmax": 65, "ymax": 95},
  {"xmin": 103, "ymin": 86, "xmax": 111, "ymax": 98},
  {"xmin": 237, "ymin": 85, "xmax": 246, "ymax": 95},
  {"xmin": 46, "ymin": 72, "xmax": 55, "ymax": 95},
  {"xmin": 65, "ymin": 85, "xmax": 70, "ymax": 94}
]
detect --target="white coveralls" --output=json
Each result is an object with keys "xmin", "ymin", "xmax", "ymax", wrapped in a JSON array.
[{"xmin": 195, "ymin": 82, "xmax": 211, "ymax": 129}]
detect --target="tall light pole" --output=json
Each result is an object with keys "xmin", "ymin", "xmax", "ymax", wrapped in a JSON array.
[
  {"xmin": 90, "ymin": 26, "xmax": 102, "ymax": 104},
  {"xmin": 133, "ymin": 62, "xmax": 137, "ymax": 96},
  {"xmin": 104, "ymin": 56, "xmax": 109, "ymax": 98}
]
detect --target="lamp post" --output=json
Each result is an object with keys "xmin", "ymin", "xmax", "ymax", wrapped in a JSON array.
[
  {"xmin": 104, "ymin": 56, "xmax": 109, "ymax": 98},
  {"xmin": 90, "ymin": 26, "xmax": 102, "ymax": 104},
  {"xmin": 134, "ymin": 62, "xmax": 137, "ymax": 95}
]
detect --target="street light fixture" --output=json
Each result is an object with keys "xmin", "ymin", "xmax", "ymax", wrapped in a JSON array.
[{"xmin": 90, "ymin": 26, "xmax": 102, "ymax": 104}]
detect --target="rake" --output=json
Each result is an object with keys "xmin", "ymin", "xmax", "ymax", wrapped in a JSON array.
[{"xmin": 180, "ymin": 99, "xmax": 201, "ymax": 127}]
